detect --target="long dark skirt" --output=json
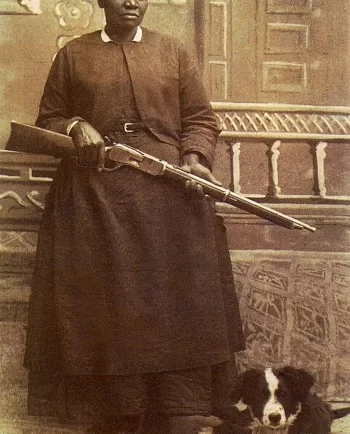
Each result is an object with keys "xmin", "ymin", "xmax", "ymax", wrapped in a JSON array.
[{"xmin": 25, "ymin": 140, "xmax": 244, "ymax": 421}]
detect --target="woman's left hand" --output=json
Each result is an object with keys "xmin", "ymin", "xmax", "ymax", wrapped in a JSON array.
[{"xmin": 181, "ymin": 152, "xmax": 222, "ymax": 196}]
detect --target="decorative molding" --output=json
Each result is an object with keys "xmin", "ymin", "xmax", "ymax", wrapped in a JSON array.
[
  {"xmin": 0, "ymin": 230, "xmax": 37, "ymax": 250},
  {"xmin": 212, "ymin": 103, "xmax": 350, "ymax": 137},
  {"xmin": 0, "ymin": 0, "xmax": 41, "ymax": 14},
  {"xmin": 54, "ymin": 0, "xmax": 93, "ymax": 31},
  {"xmin": 26, "ymin": 191, "xmax": 45, "ymax": 210},
  {"xmin": 0, "ymin": 190, "xmax": 46, "ymax": 215},
  {"xmin": 0, "ymin": 153, "xmax": 55, "ymax": 227},
  {"xmin": 0, "ymin": 192, "xmax": 29, "ymax": 210}
]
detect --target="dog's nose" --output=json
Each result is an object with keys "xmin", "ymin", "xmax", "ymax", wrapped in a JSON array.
[{"xmin": 268, "ymin": 412, "xmax": 281, "ymax": 425}]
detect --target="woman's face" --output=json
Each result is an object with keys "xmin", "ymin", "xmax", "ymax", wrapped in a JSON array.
[{"xmin": 100, "ymin": 0, "xmax": 148, "ymax": 33}]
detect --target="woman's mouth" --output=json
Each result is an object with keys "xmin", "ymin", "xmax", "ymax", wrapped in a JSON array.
[{"xmin": 122, "ymin": 13, "xmax": 139, "ymax": 19}]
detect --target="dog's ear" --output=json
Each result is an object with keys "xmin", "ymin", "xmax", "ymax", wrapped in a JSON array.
[
  {"xmin": 230, "ymin": 369, "xmax": 262, "ymax": 405},
  {"xmin": 277, "ymin": 366, "xmax": 315, "ymax": 402}
]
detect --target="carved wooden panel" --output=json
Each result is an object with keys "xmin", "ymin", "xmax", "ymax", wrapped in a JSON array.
[
  {"xmin": 203, "ymin": 0, "xmax": 230, "ymax": 101},
  {"xmin": 258, "ymin": 0, "xmax": 312, "ymax": 100},
  {"xmin": 262, "ymin": 62, "xmax": 307, "ymax": 93},
  {"xmin": 208, "ymin": 61, "xmax": 228, "ymax": 100},
  {"xmin": 258, "ymin": 0, "xmax": 350, "ymax": 104},
  {"xmin": 208, "ymin": 1, "xmax": 227, "ymax": 57},
  {"xmin": 266, "ymin": 23, "xmax": 309, "ymax": 54}
]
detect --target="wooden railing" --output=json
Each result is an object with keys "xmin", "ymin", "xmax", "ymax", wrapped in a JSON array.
[
  {"xmin": 0, "ymin": 103, "xmax": 349, "ymax": 229},
  {"xmin": 212, "ymin": 103, "xmax": 350, "ymax": 204}
]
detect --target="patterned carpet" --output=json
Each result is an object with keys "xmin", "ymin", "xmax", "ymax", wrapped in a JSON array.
[{"xmin": 230, "ymin": 250, "xmax": 350, "ymax": 401}]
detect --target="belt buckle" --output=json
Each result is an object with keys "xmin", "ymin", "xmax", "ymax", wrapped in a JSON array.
[{"xmin": 124, "ymin": 122, "xmax": 134, "ymax": 133}]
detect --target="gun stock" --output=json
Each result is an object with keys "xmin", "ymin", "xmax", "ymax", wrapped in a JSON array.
[{"xmin": 6, "ymin": 121, "xmax": 75, "ymax": 157}]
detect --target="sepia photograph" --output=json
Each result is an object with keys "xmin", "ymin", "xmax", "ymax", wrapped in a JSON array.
[{"xmin": 0, "ymin": 0, "xmax": 349, "ymax": 433}]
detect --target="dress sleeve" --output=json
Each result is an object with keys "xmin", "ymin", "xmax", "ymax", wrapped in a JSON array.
[
  {"xmin": 35, "ymin": 47, "xmax": 84, "ymax": 135},
  {"xmin": 178, "ymin": 43, "xmax": 221, "ymax": 170}
]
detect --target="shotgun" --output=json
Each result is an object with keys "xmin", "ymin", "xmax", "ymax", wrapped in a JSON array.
[{"xmin": 6, "ymin": 121, "xmax": 316, "ymax": 232}]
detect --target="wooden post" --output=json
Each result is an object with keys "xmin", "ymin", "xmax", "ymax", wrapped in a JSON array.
[
  {"xmin": 310, "ymin": 141, "xmax": 328, "ymax": 197},
  {"xmin": 266, "ymin": 140, "xmax": 282, "ymax": 197},
  {"xmin": 229, "ymin": 141, "xmax": 242, "ymax": 193}
]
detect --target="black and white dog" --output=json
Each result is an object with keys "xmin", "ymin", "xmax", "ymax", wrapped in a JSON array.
[{"xmin": 216, "ymin": 366, "xmax": 350, "ymax": 434}]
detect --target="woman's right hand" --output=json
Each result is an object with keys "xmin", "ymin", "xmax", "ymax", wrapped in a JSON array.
[{"xmin": 70, "ymin": 121, "xmax": 105, "ymax": 171}]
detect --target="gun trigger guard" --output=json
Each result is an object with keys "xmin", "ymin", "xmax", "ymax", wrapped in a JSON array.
[{"xmin": 102, "ymin": 162, "xmax": 123, "ymax": 172}]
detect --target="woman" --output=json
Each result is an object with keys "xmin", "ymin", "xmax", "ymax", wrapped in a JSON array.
[{"xmin": 25, "ymin": 1, "xmax": 245, "ymax": 432}]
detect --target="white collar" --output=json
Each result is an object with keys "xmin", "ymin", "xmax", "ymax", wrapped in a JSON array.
[{"xmin": 101, "ymin": 26, "xmax": 143, "ymax": 43}]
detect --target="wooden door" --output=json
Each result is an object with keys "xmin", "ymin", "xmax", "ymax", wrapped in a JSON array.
[{"xmin": 201, "ymin": 0, "xmax": 350, "ymax": 105}]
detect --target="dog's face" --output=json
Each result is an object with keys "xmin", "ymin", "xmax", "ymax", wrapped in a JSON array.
[{"xmin": 231, "ymin": 367, "xmax": 314, "ymax": 431}]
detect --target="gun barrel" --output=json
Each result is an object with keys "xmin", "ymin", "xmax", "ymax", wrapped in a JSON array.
[{"xmin": 163, "ymin": 165, "xmax": 316, "ymax": 232}]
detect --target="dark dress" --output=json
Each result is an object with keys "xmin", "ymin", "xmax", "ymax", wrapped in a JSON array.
[{"xmin": 25, "ymin": 28, "xmax": 245, "ymax": 420}]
